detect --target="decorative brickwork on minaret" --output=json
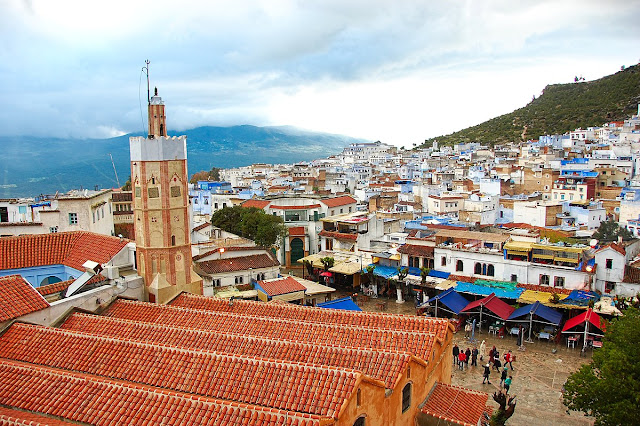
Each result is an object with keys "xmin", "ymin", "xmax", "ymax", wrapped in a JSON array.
[{"xmin": 129, "ymin": 89, "xmax": 202, "ymax": 303}]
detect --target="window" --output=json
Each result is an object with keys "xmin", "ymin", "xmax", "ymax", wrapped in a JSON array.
[
  {"xmin": 605, "ymin": 281, "xmax": 615, "ymax": 293},
  {"xmin": 235, "ymin": 276, "xmax": 244, "ymax": 284},
  {"xmin": 214, "ymin": 203, "xmax": 218, "ymax": 209},
  {"xmin": 69, "ymin": 213, "xmax": 78, "ymax": 225},
  {"xmin": 356, "ymin": 388, "xmax": 362, "ymax": 406},
  {"xmin": 441, "ymin": 256, "xmax": 447, "ymax": 267},
  {"xmin": 402, "ymin": 383, "xmax": 411, "ymax": 413},
  {"xmin": 456, "ymin": 260, "xmax": 463, "ymax": 272},
  {"xmin": 474, "ymin": 263, "xmax": 482, "ymax": 274},
  {"xmin": 340, "ymin": 208, "xmax": 343, "ymax": 214},
  {"xmin": 170, "ymin": 186, "xmax": 181, "ymax": 197},
  {"xmin": 605, "ymin": 259, "xmax": 613, "ymax": 269},
  {"xmin": 93, "ymin": 212, "xmax": 96, "ymax": 223},
  {"xmin": 171, "ymin": 235, "xmax": 176, "ymax": 246},
  {"xmin": 487, "ymin": 264, "xmax": 495, "ymax": 277},
  {"xmin": 554, "ymin": 276, "xmax": 565, "ymax": 288},
  {"xmin": 148, "ymin": 187, "xmax": 160, "ymax": 198},
  {"xmin": 511, "ymin": 274, "xmax": 517, "ymax": 283},
  {"xmin": 539, "ymin": 274, "xmax": 550, "ymax": 286},
  {"xmin": 194, "ymin": 199, "xmax": 198, "ymax": 204},
  {"xmin": 49, "ymin": 226, "xmax": 58, "ymax": 233},
  {"xmin": 349, "ymin": 207, "xmax": 352, "ymax": 213},
  {"xmin": 353, "ymin": 417, "xmax": 365, "ymax": 426}
]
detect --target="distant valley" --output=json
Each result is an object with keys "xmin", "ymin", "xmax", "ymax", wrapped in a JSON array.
[{"xmin": 0, "ymin": 125, "xmax": 366, "ymax": 198}]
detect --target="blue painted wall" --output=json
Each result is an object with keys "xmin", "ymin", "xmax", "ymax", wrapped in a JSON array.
[{"xmin": 0, "ymin": 265, "xmax": 82, "ymax": 287}]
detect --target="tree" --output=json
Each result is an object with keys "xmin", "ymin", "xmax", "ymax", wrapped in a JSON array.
[
  {"xmin": 420, "ymin": 267, "xmax": 431, "ymax": 285},
  {"xmin": 211, "ymin": 206, "xmax": 287, "ymax": 247},
  {"xmin": 592, "ymin": 219, "xmax": 633, "ymax": 243},
  {"xmin": 121, "ymin": 175, "xmax": 131, "ymax": 191},
  {"xmin": 490, "ymin": 391, "xmax": 517, "ymax": 425},
  {"xmin": 320, "ymin": 257, "xmax": 335, "ymax": 271},
  {"xmin": 563, "ymin": 308, "xmax": 640, "ymax": 425},
  {"xmin": 190, "ymin": 166, "xmax": 221, "ymax": 184}
]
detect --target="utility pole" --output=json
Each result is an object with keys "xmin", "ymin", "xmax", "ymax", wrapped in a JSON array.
[{"xmin": 142, "ymin": 60, "xmax": 150, "ymax": 105}]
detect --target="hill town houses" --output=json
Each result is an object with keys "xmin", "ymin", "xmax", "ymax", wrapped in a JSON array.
[{"xmin": 1, "ymin": 91, "xmax": 640, "ymax": 424}]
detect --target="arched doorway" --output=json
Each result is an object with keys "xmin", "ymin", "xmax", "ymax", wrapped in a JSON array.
[
  {"xmin": 40, "ymin": 275, "xmax": 62, "ymax": 286},
  {"xmin": 290, "ymin": 238, "xmax": 304, "ymax": 264}
]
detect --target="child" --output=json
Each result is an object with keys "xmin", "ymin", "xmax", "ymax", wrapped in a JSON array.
[
  {"xmin": 500, "ymin": 367, "xmax": 508, "ymax": 387},
  {"xmin": 504, "ymin": 375, "xmax": 512, "ymax": 394}
]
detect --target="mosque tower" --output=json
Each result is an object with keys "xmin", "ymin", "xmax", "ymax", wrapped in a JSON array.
[{"xmin": 129, "ymin": 87, "xmax": 202, "ymax": 303}]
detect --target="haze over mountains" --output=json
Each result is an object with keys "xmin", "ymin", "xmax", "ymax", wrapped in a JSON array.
[{"xmin": 0, "ymin": 125, "xmax": 364, "ymax": 198}]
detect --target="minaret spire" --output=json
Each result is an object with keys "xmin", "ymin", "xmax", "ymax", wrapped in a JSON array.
[{"xmin": 143, "ymin": 60, "xmax": 151, "ymax": 105}]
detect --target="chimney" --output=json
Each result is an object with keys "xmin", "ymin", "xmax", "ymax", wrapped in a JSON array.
[{"xmin": 617, "ymin": 235, "xmax": 623, "ymax": 245}]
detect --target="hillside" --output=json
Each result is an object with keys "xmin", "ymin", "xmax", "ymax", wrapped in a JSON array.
[
  {"xmin": 422, "ymin": 64, "xmax": 640, "ymax": 147},
  {"xmin": 0, "ymin": 125, "xmax": 364, "ymax": 198}
]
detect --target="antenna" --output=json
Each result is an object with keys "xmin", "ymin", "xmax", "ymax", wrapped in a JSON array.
[
  {"xmin": 109, "ymin": 153, "xmax": 121, "ymax": 187},
  {"xmin": 142, "ymin": 60, "xmax": 150, "ymax": 105}
]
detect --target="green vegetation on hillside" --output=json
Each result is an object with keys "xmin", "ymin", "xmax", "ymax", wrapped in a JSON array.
[{"xmin": 422, "ymin": 64, "xmax": 640, "ymax": 147}]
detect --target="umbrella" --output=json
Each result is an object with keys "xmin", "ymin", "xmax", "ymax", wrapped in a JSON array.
[{"xmin": 319, "ymin": 272, "xmax": 333, "ymax": 277}]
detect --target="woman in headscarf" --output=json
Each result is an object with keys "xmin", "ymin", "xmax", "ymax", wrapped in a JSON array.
[{"xmin": 479, "ymin": 340, "xmax": 487, "ymax": 361}]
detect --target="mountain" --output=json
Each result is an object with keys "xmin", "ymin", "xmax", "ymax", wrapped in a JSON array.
[
  {"xmin": 0, "ymin": 125, "xmax": 366, "ymax": 198},
  {"xmin": 422, "ymin": 64, "xmax": 640, "ymax": 147}
]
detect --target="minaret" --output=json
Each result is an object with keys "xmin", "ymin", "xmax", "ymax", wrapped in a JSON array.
[{"xmin": 129, "ymin": 87, "xmax": 202, "ymax": 303}]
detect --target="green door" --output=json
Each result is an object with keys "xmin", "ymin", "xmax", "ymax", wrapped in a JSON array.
[{"xmin": 290, "ymin": 238, "xmax": 304, "ymax": 264}]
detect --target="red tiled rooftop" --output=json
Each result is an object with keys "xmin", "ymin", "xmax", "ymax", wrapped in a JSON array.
[
  {"xmin": 0, "ymin": 231, "xmax": 129, "ymax": 272},
  {"xmin": 288, "ymin": 226, "xmax": 306, "ymax": 236},
  {"xmin": 0, "ymin": 275, "xmax": 49, "ymax": 322},
  {"xmin": 421, "ymin": 383, "xmax": 491, "ymax": 426},
  {"xmin": 0, "ymin": 406, "xmax": 70, "ymax": 425},
  {"xmin": 397, "ymin": 244, "xmax": 434, "ymax": 257},
  {"xmin": 33, "ymin": 316, "xmax": 412, "ymax": 389},
  {"xmin": 596, "ymin": 242, "xmax": 625, "ymax": 256},
  {"xmin": 270, "ymin": 204, "xmax": 321, "ymax": 210},
  {"xmin": 0, "ymin": 323, "xmax": 365, "ymax": 419},
  {"xmin": 0, "ymin": 358, "xmax": 327, "ymax": 425},
  {"xmin": 241, "ymin": 199, "xmax": 270, "ymax": 209},
  {"xmin": 195, "ymin": 253, "xmax": 279, "ymax": 274},
  {"xmin": 321, "ymin": 196, "xmax": 357, "ymax": 208},
  {"xmin": 172, "ymin": 292, "xmax": 451, "ymax": 339},
  {"xmin": 99, "ymin": 299, "xmax": 443, "ymax": 360},
  {"xmin": 318, "ymin": 230, "xmax": 358, "ymax": 241},
  {"xmin": 257, "ymin": 276, "xmax": 306, "ymax": 296},
  {"xmin": 36, "ymin": 274, "xmax": 105, "ymax": 296}
]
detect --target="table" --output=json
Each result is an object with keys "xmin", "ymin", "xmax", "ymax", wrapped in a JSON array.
[
  {"xmin": 591, "ymin": 340, "xmax": 602, "ymax": 349},
  {"xmin": 538, "ymin": 332, "xmax": 551, "ymax": 341},
  {"xmin": 543, "ymin": 325, "xmax": 555, "ymax": 333},
  {"xmin": 510, "ymin": 327, "xmax": 520, "ymax": 336},
  {"xmin": 567, "ymin": 336, "xmax": 578, "ymax": 348}
]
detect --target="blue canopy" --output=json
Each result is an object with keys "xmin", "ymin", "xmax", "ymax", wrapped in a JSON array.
[
  {"xmin": 317, "ymin": 297, "xmax": 362, "ymax": 312},
  {"xmin": 419, "ymin": 288, "xmax": 469, "ymax": 314},
  {"xmin": 366, "ymin": 264, "xmax": 399, "ymax": 279},
  {"xmin": 428, "ymin": 270, "xmax": 450, "ymax": 279},
  {"xmin": 558, "ymin": 290, "xmax": 600, "ymax": 307},
  {"xmin": 455, "ymin": 282, "xmax": 524, "ymax": 300},
  {"xmin": 508, "ymin": 301, "xmax": 562, "ymax": 325}
]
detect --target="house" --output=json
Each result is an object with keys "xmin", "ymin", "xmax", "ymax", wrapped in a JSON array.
[
  {"xmin": 594, "ymin": 239, "xmax": 640, "ymax": 296},
  {"xmin": 36, "ymin": 189, "xmax": 115, "ymax": 236},
  {"xmin": 254, "ymin": 275, "xmax": 306, "ymax": 303}
]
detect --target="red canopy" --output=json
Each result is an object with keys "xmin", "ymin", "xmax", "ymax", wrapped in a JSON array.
[
  {"xmin": 562, "ymin": 308, "xmax": 606, "ymax": 333},
  {"xmin": 460, "ymin": 293, "xmax": 515, "ymax": 320}
]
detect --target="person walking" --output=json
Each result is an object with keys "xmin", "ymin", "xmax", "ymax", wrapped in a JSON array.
[
  {"xmin": 505, "ymin": 350, "xmax": 515, "ymax": 370},
  {"xmin": 488, "ymin": 346, "xmax": 495, "ymax": 363},
  {"xmin": 479, "ymin": 340, "xmax": 486, "ymax": 361},
  {"xmin": 493, "ymin": 356, "xmax": 502, "ymax": 372},
  {"xmin": 452, "ymin": 344, "xmax": 459, "ymax": 365},
  {"xmin": 458, "ymin": 351, "xmax": 466, "ymax": 370},
  {"xmin": 471, "ymin": 346, "xmax": 479, "ymax": 367},
  {"xmin": 482, "ymin": 363, "xmax": 491, "ymax": 384},
  {"xmin": 504, "ymin": 375, "xmax": 512, "ymax": 394},
  {"xmin": 464, "ymin": 322, "xmax": 472, "ymax": 338},
  {"xmin": 464, "ymin": 348, "xmax": 471, "ymax": 368},
  {"xmin": 500, "ymin": 367, "xmax": 508, "ymax": 387}
]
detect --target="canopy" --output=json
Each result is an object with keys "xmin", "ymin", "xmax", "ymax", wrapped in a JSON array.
[
  {"xmin": 428, "ymin": 270, "xmax": 450, "ymax": 279},
  {"xmin": 419, "ymin": 288, "xmax": 469, "ymax": 315},
  {"xmin": 562, "ymin": 309, "xmax": 606, "ymax": 333},
  {"xmin": 317, "ymin": 296, "xmax": 362, "ymax": 312},
  {"xmin": 508, "ymin": 301, "xmax": 562, "ymax": 325},
  {"xmin": 558, "ymin": 290, "xmax": 600, "ymax": 307},
  {"xmin": 319, "ymin": 272, "xmax": 333, "ymax": 277},
  {"xmin": 367, "ymin": 264, "xmax": 399, "ymax": 280},
  {"xmin": 455, "ymin": 282, "xmax": 524, "ymax": 300},
  {"xmin": 461, "ymin": 293, "xmax": 515, "ymax": 320}
]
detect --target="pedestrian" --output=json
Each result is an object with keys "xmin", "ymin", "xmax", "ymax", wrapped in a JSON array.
[
  {"xmin": 504, "ymin": 375, "xmax": 512, "ymax": 394},
  {"xmin": 452, "ymin": 344, "xmax": 459, "ymax": 365},
  {"xmin": 471, "ymin": 346, "xmax": 479, "ymax": 367},
  {"xmin": 458, "ymin": 351, "xmax": 466, "ymax": 370},
  {"xmin": 465, "ymin": 322, "xmax": 471, "ymax": 338},
  {"xmin": 464, "ymin": 348, "xmax": 471, "ymax": 368},
  {"xmin": 494, "ymin": 348, "xmax": 500, "ymax": 363},
  {"xmin": 505, "ymin": 350, "xmax": 515, "ymax": 370},
  {"xmin": 488, "ymin": 346, "xmax": 495, "ymax": 362},
  {"xmin": 479, "ymin": 340, "xmax": 486, "ymax": 361},
  {"xmin": 500, "ymin": 367, "xmax": 508, "ymax": 387},
  {"xmin": 482, "ymin": 363, "xmax": 491, "ymax": 384},
  {"xmin": 493, "ymin": 356, "xmax": 502, "ymax": 372}
]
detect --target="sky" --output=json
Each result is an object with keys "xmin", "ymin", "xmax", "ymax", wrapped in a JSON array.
[{"xmin": 1, "ymin": 0, "xmax": 639, "ymax": 147}]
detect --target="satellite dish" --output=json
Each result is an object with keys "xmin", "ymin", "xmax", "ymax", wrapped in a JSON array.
[{"xmin": 590, "ymin": 239, "xmax": 598, "ymax": 247}]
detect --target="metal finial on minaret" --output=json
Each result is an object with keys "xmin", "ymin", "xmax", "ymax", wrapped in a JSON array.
[{"xmin": 142, "ymin": 60, "xmax": 151, "ymax": 105}]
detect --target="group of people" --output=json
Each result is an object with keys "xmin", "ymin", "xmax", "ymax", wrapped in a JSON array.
[{"xmin": 454, "ymin": 340, "xmax": 515, "ymax": 394}]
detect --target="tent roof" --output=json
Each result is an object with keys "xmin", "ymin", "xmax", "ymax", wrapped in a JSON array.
[
  {"xmin": 562, "ymin": 309, "xmax": 606, "ymax": 333},
  {"xmin": 508, "ymin": 301, "xmax": 563, "ymax": 325},
  {"xmin": 455, "ymin": 282, "xmax": 524, "ymax": 300},
  {"xmin": 317, "ymin": 296, "xmax": 362, "ymax": 312},
  {"xmin": 461, "ymin": 293, "xmax": 515, "ymax": 320},
  {"xmin": 421, "ymin": 288, "xmax": 469, "ymax": 314}
]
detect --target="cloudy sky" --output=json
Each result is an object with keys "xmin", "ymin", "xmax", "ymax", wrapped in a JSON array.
[{"xmin": 1, "ymin": 0, "xmax": 639, "ymax": 146}]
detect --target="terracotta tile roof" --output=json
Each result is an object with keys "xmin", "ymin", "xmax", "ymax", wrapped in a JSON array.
[
  {"xmin": 0, "ymin": 323, "xmax": 365, "ymax": 419},
  {"xmin": 318, "ymin": 230, "xmax": 358, "ymax": 241},
  {"xmin": 195, "ymin": 253, "xmax": 279, "ymax": 275},
  {"xmin": 516, "ymin": 283, "xmax": 572, "ymax": 295},
  {"xmin": 171, "ymin": 292, "xmax": 451, "ymax": 340},
  {"xmin": 288, "ymin": 226, "xmax": 306, "ymax": 236},
  {"xmin": 241, "ymin": 199, "xmax": 270, "ymax": 209},
  {"xmin": 596, "ymin": 243, "xmax": 626, "ymax": 256},
  {"xmin": 98, "ymin": 299, "xmax": 441, "ymax": 361},
  {"xmin": 53, "ymin": 314, "xmax": 414, "ymax": 389},
  {"xmin": 257, "ymin": 276, "xmax": 307, "ymax": 296},
  {"xmin": 192, "ymin": 222, "xmax": 211, "ymax": 232},
  {"xmin": 421, "ymin": 383, "xmax": 490, "ymax": 426},
  {"xmin": 271, "ymin": 204, "xmax": 321, "ymax": 210},
  {"xmin": 397, "ymin": 244, "xmax": 434, "ymax": 257},
  {"xmin": 321, "ymin": 196, "xmax": 357, "ymax": 208},
  {"xmin": 0, "ymin": 275, "xmax": 49, "ymax": 322},
  {"xmin": 0, "ymin": 231, "xmax": 129, "ymax": 272},
  {"xmin": 622, "ymin": 265, "xmax": 640, "ymax": 284},
  {"xmin": 0, "ymin": 358, "xmax": 327, "ymax": 425},
  {"xmin": 0, "ymin": 406, "xmax": 70, "ymax": 425},
  {"xmin": 36, "ymin": 274, "xmax": 105, "ymax": 296}
]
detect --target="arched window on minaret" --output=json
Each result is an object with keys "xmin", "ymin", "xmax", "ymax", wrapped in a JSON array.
[
  {"xmin": 160, "ymin": 124, "xmax": 164, "ymax": 136},
  {"xmin": 171, "ymin": 235, "xmax": 176, "ymax": 246}
]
